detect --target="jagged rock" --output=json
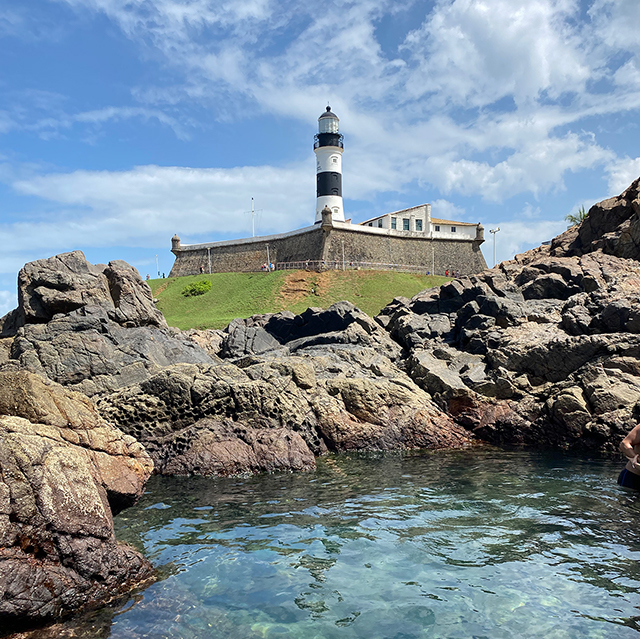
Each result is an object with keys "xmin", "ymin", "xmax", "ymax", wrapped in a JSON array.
[
  {"xmin": 5, "ymin": 251, "xmax": 166, "ymax": 333},
  {"xmin": 10, "ymin": 311, "xmax": 213, "ymax": 396},
  {"xmin": 222, "ymin": 302, "xmax": 402, "ymax": 361},
  {"xmin": 182, "ymin": 328, "xmax": 225, "ymax": 358},
  {"xmin": 0, "ymin": 252, "xmax": 214, "ymax": 395},
  {"xmin": 221, "ymin": 319, "xmax": 284, "ymax": 358},
  {"xmin": 385, "ymin": 311, "xmax": 453, "ymax": 350},
  {"xmin": 370, "ymin": 178, "xmax": 640, "ymax": 454},
  {"xmin": 551, "ymin": 177, "xmax": 640, "ymax": 259},
  {"xmin": 96, "ymin": 348, "xmax": 473, "ymax": 475},
  {"xmin": 0, "ymin": 371, "xmax": 153, "ymax": 629}
]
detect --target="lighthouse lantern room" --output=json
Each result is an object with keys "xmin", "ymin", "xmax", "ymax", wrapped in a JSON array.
[{"xmin": 314, "ymin": 106, "xmax": 345, "ymax": 223}]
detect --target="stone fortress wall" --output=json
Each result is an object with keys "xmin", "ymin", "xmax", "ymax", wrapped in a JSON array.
[{"xmin": 170, "ymin": 209, "xmax": 487, "ymax": 277}]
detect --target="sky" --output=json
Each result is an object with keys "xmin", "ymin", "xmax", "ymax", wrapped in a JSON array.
[{"xmin": 1, "ymin": 0, "xmax": 640, "ymax": 316}]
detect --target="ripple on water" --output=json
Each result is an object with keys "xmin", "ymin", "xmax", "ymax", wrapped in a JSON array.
[{"xmin": 27, "ymin": 450, "xmax": 640, "ymax": 638}]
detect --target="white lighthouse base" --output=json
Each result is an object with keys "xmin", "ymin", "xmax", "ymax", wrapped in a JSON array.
[{"xmin": 315, "ymin": 195, "xmax": 345, "ymax": 223}]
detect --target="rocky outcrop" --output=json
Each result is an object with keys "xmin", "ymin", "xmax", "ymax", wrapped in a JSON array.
[
  {"xmin": 1, "ymin": 251, "xmax": 214, "ymax": 395},
  {"xmin": 0, "ymin": 371, "xmax": 154, "ymax": 630},
  {"xmin": 550, "ymin": 177, "xmax": 640, "ymax": 259},
  {"xmin": 1, "ymin": 178, "xmax": 640, "ymax": 630},
  {"xmin": 376, "ymin": 192, "xmax": 640, "ymax": 453},
  {"xmin": 220, "ymin": 301, "xmax": 402, "ymax": 361},
  {"xmin": 96, "ymin": 347, "xmax": 472, "ymax": 476}
]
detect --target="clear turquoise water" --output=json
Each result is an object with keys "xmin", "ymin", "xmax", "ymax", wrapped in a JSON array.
[{"xmin": 68, "ymin": 451, "xmax": 640, "ymax": 637}]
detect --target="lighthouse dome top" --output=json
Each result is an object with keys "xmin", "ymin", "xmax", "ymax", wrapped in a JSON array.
[{"xmin": 318, "ymin": 106, "xmax": 339, "ymax": 133}]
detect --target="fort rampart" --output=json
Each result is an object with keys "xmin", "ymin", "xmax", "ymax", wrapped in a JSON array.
[{"xmin": 169, "ymin": 213, "xmax": 487, "ymax": 277}]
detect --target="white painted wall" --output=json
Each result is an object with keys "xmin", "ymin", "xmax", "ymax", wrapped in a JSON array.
[
  {"xmin": 315, "ymin": 147, "xmax": 343, "ymax": 173},
  {"xmin": 316, "ymin": 195, "xmax": 345, "ymax": 222}
]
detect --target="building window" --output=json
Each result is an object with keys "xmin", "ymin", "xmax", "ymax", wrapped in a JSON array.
[
  {"xmin": 451, "ymin": 226, "xmax": 456, "ymax": 232},
  {"xmin": 403, "ymin": 218, "xmax": 410, "ymax": 231},
  {"xmin": 377, "ymin": 219, "xmax": 383, "ymax": 228},
  {"xmin": 415, "ymin": 219, "xmax": 423, "ymax": 231},
  {"xmin": 368, "ymin": 222, "xmax": 373, "ymax": 227},
  {"xmin": 391, "ymin": 217, "xmax": 397, "ymax": 229},
  {"xmin": 435, "ymin": 225, "xmax": 440, "ymax": 232}
]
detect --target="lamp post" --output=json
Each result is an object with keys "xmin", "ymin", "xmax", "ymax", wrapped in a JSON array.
[
  {"xmin": 341, "ymin": 239, "xmax": 345, "ymax": 271},
  {"xmin": 155, "ymin": 254, "xmax": 159, "ymax": 277},
  {"xmin": 489, "ymin": 228, "xmax": 500, "ymax": 268}
]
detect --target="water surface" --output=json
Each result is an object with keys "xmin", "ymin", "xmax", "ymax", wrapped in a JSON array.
[{"xmin": 47, "ymin": 450, "xmax": 640, "ymax": 637}]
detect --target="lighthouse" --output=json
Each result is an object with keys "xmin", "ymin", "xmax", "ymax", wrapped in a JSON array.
[{"xmin": 314, "ymin": 106, "xmax": 344, "ymax": 223}]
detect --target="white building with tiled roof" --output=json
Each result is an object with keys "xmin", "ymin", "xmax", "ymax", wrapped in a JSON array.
[{"xmin": 358, "ymin": 204, "xmax": 480, "ymax": 240}]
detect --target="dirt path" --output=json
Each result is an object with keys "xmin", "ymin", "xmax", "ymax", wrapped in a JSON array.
[{"xmin": 278, "ymin": 270, "xmax": 334, "ymax": 305}]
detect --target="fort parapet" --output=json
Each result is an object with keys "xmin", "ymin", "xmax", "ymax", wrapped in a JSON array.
[{"xmin": 169, "ymin": 210, "xmax": 487, "ymax": 277}]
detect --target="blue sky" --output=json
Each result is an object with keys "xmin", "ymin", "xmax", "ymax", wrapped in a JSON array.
[{"xmin": 1, "ymin": 0, "xmax": 640, "ymax": 315}]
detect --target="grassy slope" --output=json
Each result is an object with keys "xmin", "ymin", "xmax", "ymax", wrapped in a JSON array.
[{"xmin": 150, "ymin": 270, "xmax": 448, "ymax": 330}]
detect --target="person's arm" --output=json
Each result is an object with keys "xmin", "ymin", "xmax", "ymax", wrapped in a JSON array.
[{"xmin": 620, "ymin": 425, "xmax": 640, "ymax": 467}]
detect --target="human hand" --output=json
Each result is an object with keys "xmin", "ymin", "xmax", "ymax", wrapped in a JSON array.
[{"xmin": 632, "ymin": 454, "xmax": 639, "ymax": 470}]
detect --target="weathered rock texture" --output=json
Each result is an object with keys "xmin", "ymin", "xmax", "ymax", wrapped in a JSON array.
[
  {"xmin": 1, "ymin": 251, "xmax": 214, "ymax": 395},
  {"xmin": 0, "ymin": 370, "xmax": 154, "ymax": 630},
  {"xmin": 96, "ymin": 347, "xmax": 471, "ymax": 476},
  {"xmin": 375, "ymin": 179, "xmax": 640, "ymax": 453}
]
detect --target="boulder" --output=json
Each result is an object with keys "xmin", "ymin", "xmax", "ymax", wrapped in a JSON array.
[
  {"xmin": 0, "ymin": 371, "xmax": 153, "ymax": 629},
  {"xmin": 1, "ymin": 252, "xmax": 215, "ymax": 395},
  {"xmin": 7, "ymin": 251, "xmax": 166, "ymax": 332},
  {"xmin": 96, "ymin": 347, "xmax": 473, "ymax": 476},
  {"xmin": 10, "ymin": 311, "xmax": 213, "ymax": 396}
]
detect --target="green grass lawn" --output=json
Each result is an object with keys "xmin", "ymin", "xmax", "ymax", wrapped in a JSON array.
[{"xmin": 149, "ymin": 270, "xmax": 448, "ymax": 330}]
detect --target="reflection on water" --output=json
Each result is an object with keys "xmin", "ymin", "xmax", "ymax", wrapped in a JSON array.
[{"xmin": 27, "ymin": 450, "xmax": 640, "ymax": 637}]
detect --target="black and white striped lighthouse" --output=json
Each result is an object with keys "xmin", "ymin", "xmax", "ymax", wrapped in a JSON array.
[{"xmin": 314, "ymin": 106, "xmax": 344, "ymax": 223}]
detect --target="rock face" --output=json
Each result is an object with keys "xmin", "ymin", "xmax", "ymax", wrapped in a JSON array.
[
  {"xmin": 96, "ymin": 348, "xmax": 471, "ymax": 476},
  {"xmin": 375, "ymin": 183, "xmax": 640, "ymax": 453},
  {"xmin": 1, "ymin": 251, "xmax": 214, "ymax": 395},
  {"xmin": 550, "ymin": 177, "xmax": 640, "ymax": 260},
  {"xmin": 0, "ymin": 370, "xmax": 154, "ymax": 629}
]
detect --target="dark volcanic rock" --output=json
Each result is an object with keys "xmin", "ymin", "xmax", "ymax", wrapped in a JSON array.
[
  {"xmin": 1, "ymin": 251, "xmax": 214, "ymax": 395},
  {"xmin": 96, "ymin": 348, "xmax": 473, "ymax": 476},
  {"xmin": 10, "ymin": 251, "xmax": 166, "ymax": 331},
  {"xmin": 0, "ymin": 370, "xmax": 154, "ymax": 629},
  {"xmin": 221, "ymin": 301, "xmax": 402, "ymax": 361},
  {"xmin": 551, "ymin": 177, "xmax": 640, "ymax": 259},
  {"xmin": 373, "ymin": 180, "xmax": 640, "ymax": 454}
]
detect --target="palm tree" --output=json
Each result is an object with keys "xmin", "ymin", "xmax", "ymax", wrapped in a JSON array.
[{"xmin": 565, "ymin": 205, "xmax": 587, "ymax": 227}]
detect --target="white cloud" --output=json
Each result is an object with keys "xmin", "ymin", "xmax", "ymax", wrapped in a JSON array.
[
  {"xmin": 402, "ymin": 0, "xmax": 589, "ymax": 107},
  {"xmin": 605, "ymin": 156, "xmax": 640, "ymax": 195},
  {"xmin": 27, "ymin": 106, "xmax": 192, "ymax": 140},
  {"xmin": 0, "ymin": 290, "xmax": 17, "ymax": 318},
  {"xmin": 589, "ymin": 0, "xmax": 640, "ymax": 53},
  {"xmin": 431, "ymin": 199, "xmax": 466, "ymax": 221},
  {"xmin": 426, "ymin": 133, "xmax": 613, "ymax": 201},
  {"xmin": 520, "ymin": 203, "xmax": 541, "ymax": 220},
  {"xmin": 483, "ymin": 219, "xmax": 567, "ymax": 266},
  {"xmin": 0, "ymin": 163, "xmax": 316, "ymax": 274},
  {"xmin": 7, "ymin": 0, "xmax": 640, "ymax": 222}
]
